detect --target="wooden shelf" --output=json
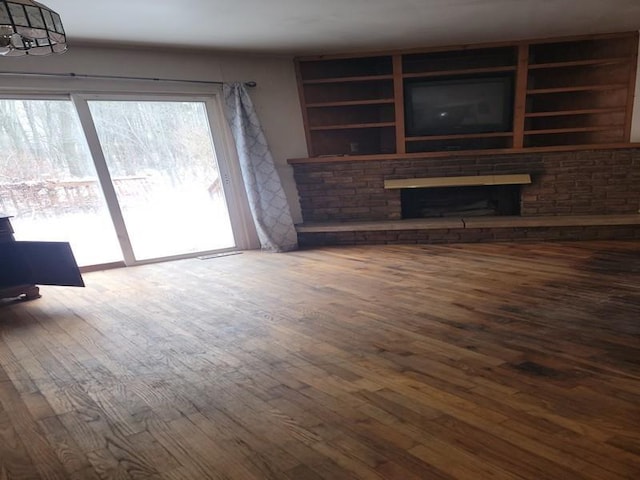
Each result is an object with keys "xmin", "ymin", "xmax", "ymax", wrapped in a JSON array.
[
  {"xmin": 406, "ymin": 131, "xmax": 513, "ymax": 142},
  {"xmin": 403, "ymin": 66, "xmax": 516, "ymax": 78},
  {"xmin": 295, "ymin": 31, "xmax": 638, "ymax": 157},
  {"xmin": 302, "ymin": 75, "xmax": 393, "ymax": 85},
  {"xmin": 524, "ymin": 126, "xmax": 623, "ymax": 135},
  {"xmin": 287, "ymin": 143, "xmax": 640, "ymax": 164},
  {"xmin": 527, "ymin": 84, "xmax": 628, "ymax": 94},
  {"xmin": 306, "ymin": 99, "xmax": 395, "ymax": 108},
  {"xmin": 525, "ymin": 108, "xmax": 626, "ymax": 118},
  {"xmin": 309, "ymin": 122, "xmax": 395, "ymax": 131},
  {"xmin": 528, "ymin": 57, "xmax": 631, "ymax": 69}
]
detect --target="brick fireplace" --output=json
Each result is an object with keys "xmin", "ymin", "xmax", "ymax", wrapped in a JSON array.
[{"xmin": 290, "ymin": 147, "xmax": 640, "ymax": 245}]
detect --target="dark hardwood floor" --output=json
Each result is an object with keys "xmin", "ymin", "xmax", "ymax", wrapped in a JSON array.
[{"xmin": 0, "ymin": 241, "xmax": 639, "ymax": 479}]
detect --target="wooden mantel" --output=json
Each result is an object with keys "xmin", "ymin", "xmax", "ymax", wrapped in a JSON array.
[
  {"xmin": 288, "ymin": 142, "xmax": 640, "ymax": 165},
  {"xmin": 384, "ymin": 174, "xmax": 532, "ymax": 189}
]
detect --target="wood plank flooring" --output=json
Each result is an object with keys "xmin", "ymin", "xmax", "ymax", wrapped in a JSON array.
[{"xmin": 0, "ymin": 241, "xmax": 639, "ymax": 479}]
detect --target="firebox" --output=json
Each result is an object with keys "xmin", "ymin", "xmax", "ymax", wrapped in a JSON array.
[{"xmin": 401, "ymin": 185, "xmax": 521, "ymax": 219}]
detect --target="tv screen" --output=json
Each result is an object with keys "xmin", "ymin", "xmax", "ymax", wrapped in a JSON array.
[{"xmin": 404, "ymin": 76, "xmax": 514, "ymax": 136}]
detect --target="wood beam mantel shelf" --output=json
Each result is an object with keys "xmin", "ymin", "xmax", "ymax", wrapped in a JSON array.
[
  {"xmin": 384, "ymin": 174, "xmax": 531, "ymax": 190},
  {"xmin": 287, "ymin": 143, "xmax": 640, "ymax": 164}
]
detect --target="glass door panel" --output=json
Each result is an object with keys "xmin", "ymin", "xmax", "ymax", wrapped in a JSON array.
[
  {"xmin": 0, "ymin": 99, "xmax": 122, "ymax": 266},
  {"xmin": 87, "ymin": 100, "xmax": 234, "ymax": 261}
]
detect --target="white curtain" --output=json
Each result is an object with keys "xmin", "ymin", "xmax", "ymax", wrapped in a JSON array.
[{"xmin": 222, "ymin": 83, "xmax": 298, "ymax": 252}]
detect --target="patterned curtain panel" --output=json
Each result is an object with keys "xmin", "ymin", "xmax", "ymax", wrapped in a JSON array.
[{"xmin": 222, "ymin": 83, "xmax": 298, "ymax": 252}]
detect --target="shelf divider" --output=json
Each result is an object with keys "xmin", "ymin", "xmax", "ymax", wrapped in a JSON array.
[
  {"xmin": 524, "ymin": 126, "xmax": 623, "ymax": 135},
  {"xmin": 527, "ymin": 84, "xmax": 628, "ymax": 94},
  {"xmin": 528, "ymin": 57, "xmax": 631, "ymax": 69},
  {"xmin": 306, "ymin": 99, "xmax": 394, "ymax": 108},
  {"xmin": 310, "ymin": 122, "xmax": 396, "ymax": 131},
  {"xmin": 393, "ymin": 54, "xmax": 406, "ymax": 154},
  {"xmin": 513, "ymin": 44, "xmax": 529, "ymax": 148},
  {"xmin": 302, "ymin": 74, "xmax": 394, "ymax": 85},
  {"xmin": 406, "ymin": 132, "xmax": 513, "ymax": 142},
  {"xmin": 525, "ymin": 107, "xmax": 626, "ymax": 118},
  {"xmin": 403, "ymin": 65, "xmax": 516, "ymax": 78}
]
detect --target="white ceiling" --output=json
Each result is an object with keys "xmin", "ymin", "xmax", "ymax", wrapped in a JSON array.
[{"xmin": 47, "ymin": 0, "xmax": 640, "ymax": 55}]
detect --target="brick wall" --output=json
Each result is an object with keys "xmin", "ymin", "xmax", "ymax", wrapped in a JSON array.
[{"xmin": 292, "ymin": 148, "xmax": 640, "ymax": 223}]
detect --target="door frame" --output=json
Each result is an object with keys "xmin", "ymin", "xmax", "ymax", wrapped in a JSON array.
[
  {"xmin": 1, "ymin": 92, "xmax": 255, "ymax": 268},
  {"xmin": 72, "ymin": 92, "xmax": 254, "ymax": 266}
]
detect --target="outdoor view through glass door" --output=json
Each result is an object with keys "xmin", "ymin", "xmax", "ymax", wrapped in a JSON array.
[
  {"xmin": 0, "ymin": 97, "xmax": 236, "ymax": 267},
  {"xmin": 88, "ymin": 100, "xmax": 235, "ymax": 261},
  {"xmin": 0, "ymin": 99, "xmax": 122, "ymax": 266}
]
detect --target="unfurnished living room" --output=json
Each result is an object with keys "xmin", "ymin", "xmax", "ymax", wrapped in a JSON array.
[{"xmin": 0, "ymin": 0, "xmax": 639, "ymax": 478}]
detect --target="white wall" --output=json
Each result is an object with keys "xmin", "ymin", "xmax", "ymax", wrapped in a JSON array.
[{"xmin": 0, "ymin": 44, "xmax": 309, "ymax": 223}]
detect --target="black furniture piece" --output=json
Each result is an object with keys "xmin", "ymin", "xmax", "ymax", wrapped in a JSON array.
[{"xmin": 0, "ymin": 215, "xmax": 84, "ymax": 301}]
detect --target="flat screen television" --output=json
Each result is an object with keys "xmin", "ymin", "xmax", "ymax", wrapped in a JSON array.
[{"xmin": 404, "ymin": 76, "xmax": 515, "ymax": 136}]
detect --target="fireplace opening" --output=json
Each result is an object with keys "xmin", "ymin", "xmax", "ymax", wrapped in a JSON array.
[{"xmin": 401, "ymin": 185, "xmax": 521, "ymax": 218}]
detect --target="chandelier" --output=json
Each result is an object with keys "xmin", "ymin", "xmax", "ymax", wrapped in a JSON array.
[{"xmin": 0, "ymin": 0, "xmax": 67, "ymax": 56}]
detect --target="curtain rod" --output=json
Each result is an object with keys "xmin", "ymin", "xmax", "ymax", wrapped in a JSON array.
[{"xmin": 0, "ymin": 71, "xmax": 257, "ymax": 87}]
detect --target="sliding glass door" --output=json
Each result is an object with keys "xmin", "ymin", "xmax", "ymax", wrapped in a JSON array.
[
  {"xmin": 0, "ymin": 95, "xmax": 239, "ymax": 267},
  {"xmin": 0, "ymin": 99, "xmax": 122, "ymax": 266},
  {"xmin": 87, "ymin": 100, "xmax": 234, "ymax": 261}
]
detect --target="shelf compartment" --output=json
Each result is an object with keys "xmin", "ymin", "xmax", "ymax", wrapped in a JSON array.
[
  {"xmin": 307, "ymin": 103, "xmax": 395, "ymax": 129},
  {"xmin": 403, "ymin": 66, "xmax": 516, "ymax": 79},
  {"xmin": 525, "ymin": 89, "xmax": 628, "ymax": 114},
  {"xmin": 527, "ymin": 63, "xmax": 632, "ymax": 90},
  {"xmin": 525, "ymin": 112, "xmax": 626, "ymax": 131},
  {"xmin": 528, "ymin": 35, "xmax": 638, "ymax": 64},
  {"xmin": 298, "ymin": 56, "xmax": 392, "ymax": 81},
  {"xmin": 524, "ymin": 128, "xmax": 625, "ymax": 147},
  {"xmin": 303, "ymin": 79, "xmax": 394, "ymax": 104},
  {"xmin": 405, "ymin": 136, "xmax": 513, "ymax": 153},
  {"xmin": 310, "ymin": 126, "xmax": 396, "ymax": 156},
  {"xmin": 403, "ymin": 47, "xmax": 517, "ymax": 74}
]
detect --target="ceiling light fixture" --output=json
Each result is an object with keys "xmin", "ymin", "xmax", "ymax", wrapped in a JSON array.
[{"xmin": 0, "ymin": 0, "xmax": 66, "ymax": 56}]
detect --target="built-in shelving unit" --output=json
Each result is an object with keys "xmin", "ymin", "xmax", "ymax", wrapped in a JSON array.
[
  {"xmin": 296, "ymin": 55, "xmax": 396, "ymax": 156},
  {"xmin": 523, "ymin": 34, "xmax": 638, "ymax": 148},
  {"xmin": 294, "ymin": 31, "xmax": 638, "ymax": 159},
  {"xmin": 402, "ymin": 66, "xmax": 516, "ymax": 79}
]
